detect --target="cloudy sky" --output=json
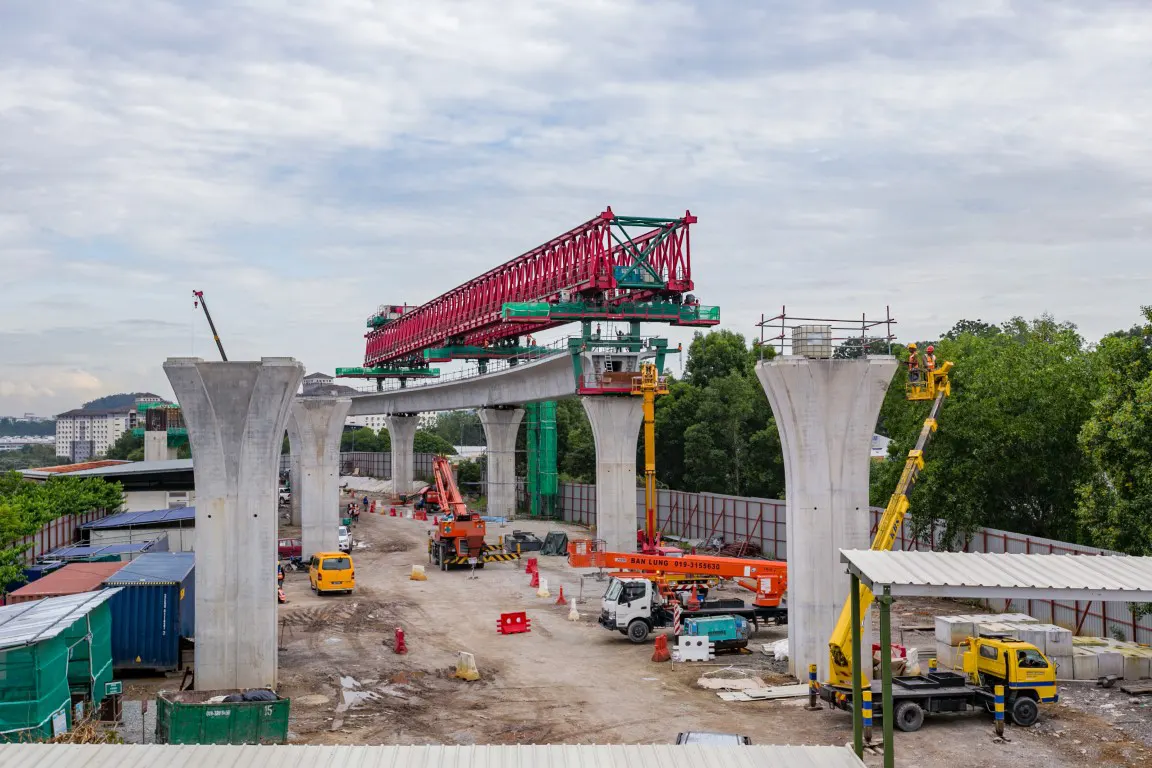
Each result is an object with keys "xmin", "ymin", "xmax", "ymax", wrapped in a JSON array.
[{"xmin": 2, "ymin": 1, "xmax": 1150, "ymax": 416}]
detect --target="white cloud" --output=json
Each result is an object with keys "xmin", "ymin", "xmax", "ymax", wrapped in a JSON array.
[{"xmin": 0, "ymin": 1, "xmax": 1150, "ymax": 415}]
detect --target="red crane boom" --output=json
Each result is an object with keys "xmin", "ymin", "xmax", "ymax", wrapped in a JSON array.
[{"xmin": 364, "ymin": 208, "xmax": 696, "ymax": 366}]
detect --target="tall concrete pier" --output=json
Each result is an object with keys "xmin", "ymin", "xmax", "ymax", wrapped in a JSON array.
[
  {"xmin": 288, "ymin": 396, "xmax": 352, "ymax": 559},
  {"xmin": 756, "ymin": 354, "xmax": 896, "ymax": 675},
  {"xmin": 164, "ymin": 356, "xmax": 303, "ymax": 690},
  {"xmin": 385, "ymin": 414, "xmax": 418, "ymax": 495},
  {"xmin": 479, "ymin": 407, "xmax": 524, "ymax": 518},
  {"xmin": 581, "ymin": 397, "xmax": 643, "ymax": 553}
]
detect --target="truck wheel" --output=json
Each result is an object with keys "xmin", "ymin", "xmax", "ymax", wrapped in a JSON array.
[
  {"xmin": 626, "ymin": 620, "xmax": 650, "ymax": 644},
  {"xmin": 1010, "ymin": 696, "xmax": 1039, "ymax": 727},
  {"xmin": 894, "ymin": 701, "xmax": 924, "ymax": 733}
]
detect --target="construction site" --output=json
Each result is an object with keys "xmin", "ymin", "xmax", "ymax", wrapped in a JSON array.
[{"xmin": 4, "ymin": 209, "xmax": 1152, "ymax": 768}]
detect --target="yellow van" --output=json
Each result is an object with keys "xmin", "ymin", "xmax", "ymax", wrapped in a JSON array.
[{"xmin": 309, "ymin": 551, "xmax": 355, "ymax": 594}]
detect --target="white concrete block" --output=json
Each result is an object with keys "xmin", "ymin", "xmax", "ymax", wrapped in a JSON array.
[
  {"xmin": 1039, "ymin": 624, "xmax": 1073, "ymax": 656},
  {"xmin": 934, "ymin": 641, "xmax": 965, "ymax": 669},
  {"xmin": 996, "ymin": 613, "xmax": 1040, "ymax": 624},
  {"xmin": 677, "ymin": 636, "xmax": 715, "ymax": 662},
  {"xmin": 1072, "ymin": 649, "xmax": 1100, "ymax": 680},
  {"xmin": 1121, "ymin": 650, "xmax": 1151, "ymax": 680},
  {"xmin": 1048, "ymin": 654, "xmax": 1074, "ymax": 678},
  {"xmin": 1096, "ymin": 650, "xmax": 1125, "ymax": 678},
  {"xmin": 1005, "ymin": 623, "xmax": 1049, "ymax": 653},
  {"xmin": 935, "ymin": 616, "xmax": 975, "ymax": 647}
]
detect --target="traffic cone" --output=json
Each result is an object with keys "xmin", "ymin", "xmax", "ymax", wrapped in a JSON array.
[
  {"xmin": 567, "ymin": 599, "xmax": 580, "ymax": 621},
  {"xmin": 555, "ymin": 586, "xmax": 567, "ymax": 606},
  {"xmin": 529, "ymin": 570, "xmax": 540, "ymax": 588},
  {"xmin": 651, "ymin": 634, "xmax": 671, "ymax": 662},
  {"xmin": 410, "ymin": 564, "xmax": 427, "ymax": 581},
  {"xmin": 394, "ymin": 627, "xmax": 408, "ymax": 654},
  {"xmin": 536, "ymin": 577, "xmax": 550, "ymax": 598},
  {"xmin": 687, "ymin": 583, "xmax": 701, "ymax": 609},
  {"xmin": 370, "ymin": 501, "xmax": 377, "ymax": 514}
]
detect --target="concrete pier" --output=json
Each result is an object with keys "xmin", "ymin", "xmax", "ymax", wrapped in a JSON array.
[
  {"xmin": 384, "ymin": 414, "xmax": 418, "ymax": 495},
  {"xmin": 756, "ymin": 355, "xmax": 896, "ymax": 675},
  {"xmin": 581, "ymin": 397, "xmax": 643, "ymax": 553},
  {"xmin": 479, "ymin": 407, "xmax": 524, "ymax": 518},
  {"xmin": 288, "ymin": 396, "xmax": 352, "ymax": 560},
  {"xmin": 164, "ymin": 356, "xmax": 304, "ymax": 690},
  {"xmin": 144, "ymin": 431, "xmax": 177, "ymax": 462},
  {"xmin": 288, "ymin": 452, "xmax": 302, "ymax": 526}
]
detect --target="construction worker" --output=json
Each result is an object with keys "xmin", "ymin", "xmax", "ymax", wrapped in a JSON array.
[
  {"xmin": 924, "ymin": 345, "xmax": 937, "ymax": 373},
  {"xmin": 906, "ymin": 343, "xmax": 921, "ymax": 383}
]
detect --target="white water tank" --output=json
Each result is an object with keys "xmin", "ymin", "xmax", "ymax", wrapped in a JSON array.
[{"xmin": 792, "ymin": 325, "xmax": 832, "ymax": 359}]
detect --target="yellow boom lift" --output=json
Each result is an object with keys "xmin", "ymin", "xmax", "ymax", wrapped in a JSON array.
[
  {"xmin": 826, "ymin": 359, "xmax": 953, "ymax": 686},
  {"xmin": 632, "ymin": 362, "xmax": 677, "ymax": 555}
]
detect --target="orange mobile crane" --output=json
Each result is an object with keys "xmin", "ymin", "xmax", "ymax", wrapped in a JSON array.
[
  {"xmin": 424, "ymin": 456, "xmax": 519, "ymax": 570},
  {"xmin": 577, "ymin": 550, "xmax": 788, "ymax": 643}
]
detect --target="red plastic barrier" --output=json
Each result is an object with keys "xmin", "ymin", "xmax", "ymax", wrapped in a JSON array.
[{"xmin": 497, "ymin": 612, "xmax": 532, "ymax": 635}]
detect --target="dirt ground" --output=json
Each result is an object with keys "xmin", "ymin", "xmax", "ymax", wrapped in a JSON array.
[{"xmin": 258, "ymin": 502, "xmax": 1152, "ymax": 767}]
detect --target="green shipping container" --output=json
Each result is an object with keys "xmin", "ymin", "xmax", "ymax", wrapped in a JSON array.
[{"xmin": 155, "ymin": 690, "xmax": 290, "ymax": 744}]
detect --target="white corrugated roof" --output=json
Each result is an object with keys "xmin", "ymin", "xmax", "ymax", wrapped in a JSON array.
[
  {"xmin": 840, "ymin": 549, "xmax": 1152, "ymax": 601},
  {"xmin": 0, "ymin": 744, "xmax": 866, "ymax": 767},
  {"xmin": 0, "ymin": 588, "xmax": 121, "ymax": 651}
]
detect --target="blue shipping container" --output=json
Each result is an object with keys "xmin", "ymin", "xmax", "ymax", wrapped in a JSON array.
[{"xmin": 102, "ymin": 552, "xmax": 195, "ymax": 671}]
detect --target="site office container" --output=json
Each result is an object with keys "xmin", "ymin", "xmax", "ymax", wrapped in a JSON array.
[
  {"xmin": 101, "ymin": 552, "xmax": 195, "ymax": 671},
  {"xmin": 5, "ymin": 561, "xmax": 127, "ymax": 604}
]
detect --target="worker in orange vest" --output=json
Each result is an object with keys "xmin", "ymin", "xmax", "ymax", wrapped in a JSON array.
[
  {"xmin": 906, "ymin": 343, "xmax": 921, "ymax": 383},
  {"xmin": 924, "ymin": 345, "xmax": 937, "ymax": 373}
]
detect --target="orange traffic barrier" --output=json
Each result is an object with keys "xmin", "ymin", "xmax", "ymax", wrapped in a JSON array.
[
  {"xmin": 496, "ymin": 612, "xmax": 531, "ymax": 635},
  {"xmin": 651, "ymin": 634, "xmax": 671, "ymax": 662},
  {"xmin": 529, "ymin": 570, "xmax": 540, "ymax": 589},
  {"xmin": 525, "ymin": 557, "xmax": 538, "ymax": 574}
]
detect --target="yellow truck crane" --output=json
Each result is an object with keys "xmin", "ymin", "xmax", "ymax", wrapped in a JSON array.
[
  {"xmin": 827, "ymin": 360, "xmax": 953, "ymax": 686},
  {"xmin": 821, "ymin": 632, "xmax": 1057, "ymax": 731}
]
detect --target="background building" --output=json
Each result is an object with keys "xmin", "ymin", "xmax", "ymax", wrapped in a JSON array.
[{"xmin": 54, "ymin": 394, "xmax": 164, "ymax": 462}]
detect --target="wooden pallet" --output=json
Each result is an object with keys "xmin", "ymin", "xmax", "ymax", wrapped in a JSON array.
[{"xmin": 1119, "ymin": 680, "xmax": 1152, "ymax": 695}]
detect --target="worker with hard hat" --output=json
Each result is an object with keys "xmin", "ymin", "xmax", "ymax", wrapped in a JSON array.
[
  {"xmin": 906, "ymin": 343, "xmax": 921, "ymax": 383},
  {"xmin": 924, "ymin": 345, "xmax": 937, "ymax": 373}
]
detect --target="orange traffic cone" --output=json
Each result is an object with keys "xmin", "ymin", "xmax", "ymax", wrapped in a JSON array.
[
  {"xmin": 687, "ymin": 583, "xmax": 701, "ymax": 609},
  {"xmin": 651, "ymin": 634, "xmax": 671, "ymax": 662},
  {"xmin": 394, "ymin": 627, "xmax": 408, "ymax": 654},
  {"xmin": 529, "ymin": 570, "xmax": 540, "ymax": 588},
  {"xmin": 555, "ymin": 586, "xmax": 567, "ymax": 606}
]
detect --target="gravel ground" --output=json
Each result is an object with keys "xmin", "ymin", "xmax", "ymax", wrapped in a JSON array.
[{"xmin": 118, "ymin": 699, "xmax": 157, "ymax": 744}]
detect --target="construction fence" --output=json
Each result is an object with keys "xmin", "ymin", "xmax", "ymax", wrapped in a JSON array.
[
  {"xmin": 279, "ymin": 452, "xmax": 438, "ymax": 481},
  {"xmin": 535, "ymin": 481, "xmax": 1152, "ymax": 645},
  {"xmin": 15, "ymin": 509, "xmax": 108, "ymax": 565}
]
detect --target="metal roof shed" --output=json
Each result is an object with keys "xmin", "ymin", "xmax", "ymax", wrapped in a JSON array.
[
  {"xmin": 837, "ymin": 549, "xmax": 1152, "ymax": 767},
  {"xmin": 0, "ymin": 590, "xmax": 121, "ymax": 742},
  {"xmin": 0, "ymin": 743, "xmax": 868, "ymax": 767}
]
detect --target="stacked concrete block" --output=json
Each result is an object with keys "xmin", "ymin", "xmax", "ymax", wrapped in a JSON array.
[{"xmin": 933, "ymin": 613, "xmax": 1045, "ymax": 669}]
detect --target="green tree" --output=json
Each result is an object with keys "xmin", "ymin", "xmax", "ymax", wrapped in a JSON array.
[
  {"xmin": 556, "ymin": 397, "xmax": 595, "ymax": 482},
  {"xmin": 941, "ymin": 319, "xmax": 1001, "ymax": 340},
  {"xmin": 0, "ymin": 419, "xmax": 55, "ymax": 438},
  {"xmin": 413, "ymin": 431, "xmax": 457, "ymax": 455},
  {"xmin": 105, "ymin": 430, "xmax": 144, "ymax": 461},
  {"xmin": 1076, "ymin": 307, "xmax": 1152, "ymax": 554},
  {"xmin": 340, "ymin": 428, "xmax": 391, "ymax": 452},
  {"xmin": 0, "ymin": 445, "xmax": 69, "ymax": 472},
  {"xmin": 429, "ymin": 411, "xmax": 485, "ymax": 446},
  {"xmin": 873, "ymin": 315, "xmax": 1097, "ymax": 545},
  {"xmin": 0, "ymin": 472, "xmax": 124, "ymax": 592}
]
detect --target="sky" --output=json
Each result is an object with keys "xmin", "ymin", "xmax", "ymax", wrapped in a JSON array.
[{"xmin": 2, "ymin": 1, "xmax": 1151, "ymax": 417}]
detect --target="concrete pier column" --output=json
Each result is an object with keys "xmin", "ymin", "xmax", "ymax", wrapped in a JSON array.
[
  {"xmin": 580, "ymin": 397, "xmax": 643, "ymax": 553},
  {"xmin": 479, "ymin": 407, "xmax": 524, "ymax": 518},
  {"xmin": 144, "ymin": 431, "xmax": 177, "ymax": 462},
  {"xmin": 288, "ymin": 397, "xmax": 352, "ymax": 560},
  {"xmin": 163, "ymin": 356, "xmax": 304, "ymax": 691},
  {"xmin": 755, "ymin": 355, "xmax": 897, "ymax": 676},
  {"xmin": 288, "ymin": 451, "xmax": 302, "ymax": 526},
  {"xmin": 384, "ymin": 414, "xmax": 418, "ymax": 496}
]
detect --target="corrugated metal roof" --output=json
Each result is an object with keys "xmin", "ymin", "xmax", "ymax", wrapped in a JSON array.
[
  {"xmin": 0, "ymin": 744, "xmax": 866, "ymax": 767},
  {"xmin": 6, "ymin": 561, "xmax": 127, "ymax": 602},
  {"xmin": 840, "ymin": 549, "xmax": 1152, "ymax": 601},
  {"xmin": 45, "ymin": 540, "xmax": 161, "ymax": 559},
  {"xmin": 0, "ymin": 589, "xmax": 121, "ymax": 650},
  {"xmin": 21, "ymin": 460, "xmax": 130, "ymax": 478},
  {"xmin": 104, "ymin": 552, "xmax": 194, "ymax": 585},
  {"xmin": 63, "ymin": 459, "xmax": 194, "ymax": 477},
  {"xmin": 82, "ymin": 506, "xmax": 196, "ymax": 529}
]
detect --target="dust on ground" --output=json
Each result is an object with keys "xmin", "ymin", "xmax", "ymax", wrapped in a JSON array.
[{"xmin": 117, "ymin": 495, "xmax": 1152, "ymax": 766}]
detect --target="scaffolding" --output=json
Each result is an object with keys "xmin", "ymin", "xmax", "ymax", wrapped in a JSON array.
[{"xmin": 525, "ymin": 402, "xmax": 558, "ymax": 517}]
